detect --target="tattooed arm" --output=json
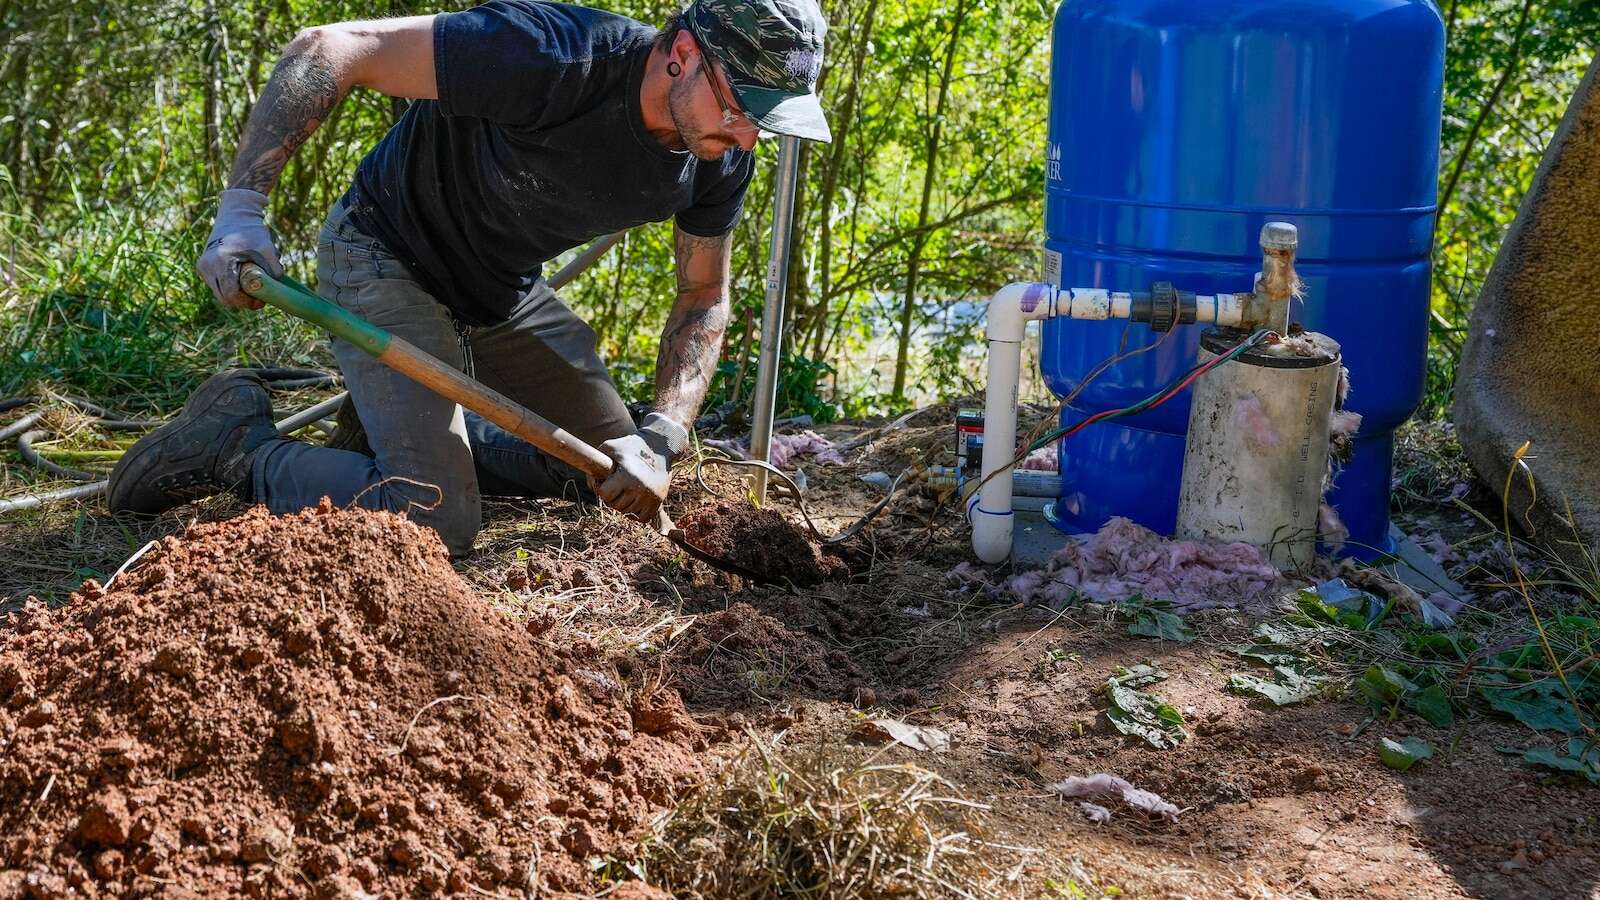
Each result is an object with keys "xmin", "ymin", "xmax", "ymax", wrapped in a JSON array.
[
  {"xmin": 653, "ymin": 227, "xmax": 734, "ymax": 429},
  {"xmin": 201, "ymin": 17, "xmax": 439, "ymax": 308},
  {"xmin": 592, "ymin": 227, "xmax": 730, "ymax": 520},
  {"xmin": 228, "ymin": 17, "xmax": 439, "ymax": 194}
]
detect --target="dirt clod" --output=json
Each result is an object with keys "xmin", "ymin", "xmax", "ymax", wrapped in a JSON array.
[
  {"xmin": 76, "ymin": 792, "xmax": 131, "ymax": 847},
  {"xmin": 667, "ymin": 602, "xmax": 867, "ymax": 705},
  {"xmin": 676, "ymin": 500, "xmax": 845, "ymax": 585},
  {"xmin": 0, "ymin": 504, "xmax": 700, "ymax": 895}
]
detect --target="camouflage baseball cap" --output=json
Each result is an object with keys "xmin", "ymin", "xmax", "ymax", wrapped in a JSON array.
[{"xmin": 686, "ymin": 0, "xmax": 831, "ymax": 142}]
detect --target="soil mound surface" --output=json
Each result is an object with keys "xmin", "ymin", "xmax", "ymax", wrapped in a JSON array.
[
  {"xmin": 676, "ymin": 500, "xmax": 844, "ymax": 586},
  {"xmin": 666, "ymin": 603, "xmax": 869, "ymax": 707},
  {"xmin": 0, "ymin": 502, "xmax": 697, "ymax": 897}
]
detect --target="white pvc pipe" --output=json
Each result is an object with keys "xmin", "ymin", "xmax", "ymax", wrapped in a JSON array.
[
  {"xmin": 969, "ymin": 282, "xmax": 1066, "ymax": 563},
  {"xmin": 967, "ymin": 280, "xmax": 1256, "ymax": 562}
]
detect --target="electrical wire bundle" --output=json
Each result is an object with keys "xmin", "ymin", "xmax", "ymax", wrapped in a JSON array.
[
  {"xmin": 968, "ymin": 328, "xmax": 1275, "ymax": 501},
  {"xmin": 1026, "ymin": 328, "xmax": 1273, "ymax": 453}
]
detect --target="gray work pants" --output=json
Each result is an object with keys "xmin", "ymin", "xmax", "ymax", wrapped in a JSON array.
[{"xmin": 251, "ymin": 195, "xmax": 636, "ymax": 556}]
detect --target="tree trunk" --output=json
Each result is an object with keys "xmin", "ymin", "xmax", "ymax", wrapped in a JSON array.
[
  {"xmin": 806, "ymin": 0, "xmax": 879, "ymax": 358},
  {"xmin": 892, "ymin": 0, "xmax": 969, "ymax": 402},
  {"xmin": 4, "ymin": 45, "xmax": 31, "ymax": 203},
  {"xmin": 202, "ymin": 1, "xmax": 227, "ymax": 191}
]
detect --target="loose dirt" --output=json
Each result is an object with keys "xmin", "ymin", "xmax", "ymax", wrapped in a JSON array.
[
  {"xmin": 663, "ymin": 602, "xmax": 870, "ymax": 708},
  {"xmin": 4, "ymin": 411, "xmax": 1595, "ymax": 898},
  {"xmin": 675, "ymin": 499, "xmax": 845, "ymax": 586},
  {"xmin": 0, "ymin": 501, "xmax": 696, "ymax": 897}
]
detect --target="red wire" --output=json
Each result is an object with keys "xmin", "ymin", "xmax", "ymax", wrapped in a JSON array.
[{"xmin": 1050, "ymin": 339, "xmax": 1248, "ymax": 444}]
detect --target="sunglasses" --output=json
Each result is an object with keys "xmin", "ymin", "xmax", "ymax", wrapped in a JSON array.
[{"xmin": 692, "ymin": 36, "xmax": 761, "ymax": 136}]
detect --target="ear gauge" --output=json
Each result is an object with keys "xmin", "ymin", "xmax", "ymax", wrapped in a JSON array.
[{"xmin": 667, "ymin": 61, "xmax": 682, "ymax": 77}]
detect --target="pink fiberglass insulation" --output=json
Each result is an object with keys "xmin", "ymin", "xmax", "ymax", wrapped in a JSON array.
[
  {"xmin": 1050, "ymin": 773, "xmax": 1180, "ymax": 822},
  {"xmin": 704, "ymin": 429, "xmax": 845, "ymax": 469},
  {"xmin": 1000, "ymin": 516, "xmax": 1284, "ymax": 613},
  {"xmin": 1018, "ymin": 444, "xmax": 1059, "ymax": 471},
  {"xmin": 1318, "ymin": 367, "xmax": 1363, "ymax": 552}
]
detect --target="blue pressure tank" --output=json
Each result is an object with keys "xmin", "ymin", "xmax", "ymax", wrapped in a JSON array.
[{"xmin": 1039, "ymin": 0, "xmax": 1445, "ymax": 556}]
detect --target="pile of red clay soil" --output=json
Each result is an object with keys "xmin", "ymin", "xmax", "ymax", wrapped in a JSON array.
[
  {"xmin": 675, "ymin": 500, "xmax": 845, "ymax": 586},
  {"xmin": 0, "ymin": 502, "xmax": 698, "ymax": 897}
]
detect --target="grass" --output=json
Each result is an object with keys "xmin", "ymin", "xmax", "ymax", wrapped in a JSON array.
[
  {"xmin": 1, "ymin": 179, "xmax": 328, "ymax": 414},
  {"xmin": 613, "ymin": 738, "xmax": 1020, "ymax": 898}
]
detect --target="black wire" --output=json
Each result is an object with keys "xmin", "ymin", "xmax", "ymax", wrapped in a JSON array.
[
  {"xmin": 252, "ymin": 368, "xmax": 342, "ymax": 391},
  {"xmin": 0, "ymin": 410, "xmax": 45, "ymax": 443}
]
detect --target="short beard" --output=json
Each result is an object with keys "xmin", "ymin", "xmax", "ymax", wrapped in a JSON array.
[{"xmin": 667, "ymin": 65, "xmax": 735, "ymax": 162}]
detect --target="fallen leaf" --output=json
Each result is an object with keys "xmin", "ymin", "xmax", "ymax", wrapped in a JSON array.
[
  {"xmin": 1378, "ymin": 736, "xmax": 1434, "ymax": 771},
  {"xmin": 1127, "ymin": 608, "xmax": 1196, "ymax": 643},
  {"xmin": 1229, "ymin": 669, "xmax": 1324, "ymax": 706},
  {"xmin": 1479, "ymin": 678, "xmax": 1583, "ymax": 734},
  {"xmin": 1503, "ymin": 739, "xmax": 1600, "ymax": 784},
  {"xmin": 1104, "ymin": 665, "xmax": 1186, "ymax": 750},
  {"xmin": 855, "ymin": 717, "xmax": 951, "ymax": 753},
  {"xmin": 1410, "ymin": 684, "xmax": 1454, "ymax": 728}
]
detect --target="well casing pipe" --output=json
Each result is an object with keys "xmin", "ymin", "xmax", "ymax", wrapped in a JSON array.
[{"xmin": 748, "ymin": 135, "xmax": 803, "ymax": 503}]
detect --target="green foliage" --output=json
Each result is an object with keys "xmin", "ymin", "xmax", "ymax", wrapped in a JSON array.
[
  {"xmin": 1478, "ymin": 674, "xmax": 1589, "ymax": 734},
  {"xmin": 0, "ymin": 0, "xmax": 1592, "ymax": 418},
  {"xmin": 1357, "ymin": 664, "xmax": 1456, "ymax": 728},
  {"xmin": 1262, "ymin": 579, "xmax": 1598, "ymax": 738},
  {"xmin": 1228, "ymin": 622, "xmax": 1332, "ymax": 706},
  {"xmin": 701, "ymin": 351, "xmax": 842, "ymax": 423},
  {"xmin": 1114, "ymin": 597, "xmax": 1196, "ymax": 643},
  {"xmin": 1425, "ymin": 0, "xmax": 1600, "ymax": 418},
  {"xmin": 0, "ymin": 0, "xmax": 1049, "ymax": 414},
  {"xmin": 1294, "ymin": 585, "xmax": 1393, "ymax": 631},
  {"xmin": 1504, "ymin": 739, "xmax": 1600, "ymax": 784}
]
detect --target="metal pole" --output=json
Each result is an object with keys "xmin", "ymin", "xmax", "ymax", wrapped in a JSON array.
[
  {"xmin": 274, "ymin": 393, "xmax": 350, "ymax": 434},
  {"xmin": 549, "ymin": 231, "xmax": 625, "ymax": 291},
  {"xmin": 748, "ymin": 135, "xmax": 803, "ymax": 504}
]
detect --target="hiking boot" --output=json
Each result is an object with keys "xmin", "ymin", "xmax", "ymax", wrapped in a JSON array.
[{"xmin": 108, "ymin": 370, "xmax": 282, "ymax": 515}]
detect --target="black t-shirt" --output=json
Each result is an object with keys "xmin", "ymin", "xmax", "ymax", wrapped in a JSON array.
[{"xmin": 349, "ymin": 1, "xmax": 754, "ymax": 325}]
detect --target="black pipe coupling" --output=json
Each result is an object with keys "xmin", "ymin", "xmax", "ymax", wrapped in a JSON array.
[{"xmin": 1131, "ymin": 282, "xmax": 1198, "ymax": 333}]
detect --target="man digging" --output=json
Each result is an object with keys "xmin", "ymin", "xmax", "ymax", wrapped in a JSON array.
[{"xmin": 108, "ymin": 0, "xmax": 830, "ymax": 557}]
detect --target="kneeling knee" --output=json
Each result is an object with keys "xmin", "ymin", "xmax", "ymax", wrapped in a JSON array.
[{"xmin": 410, "ymin": 492, "xmax": 480, "ymax": 558}]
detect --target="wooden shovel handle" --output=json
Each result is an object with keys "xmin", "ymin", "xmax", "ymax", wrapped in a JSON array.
[{"xmin": 239, "ymin": 263, "xmax": 614, "ymax": 481}]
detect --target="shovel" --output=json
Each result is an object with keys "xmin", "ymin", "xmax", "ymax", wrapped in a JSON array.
[{"xmin": 237, "ymin": 263, "xmax": 766, "ymax": 581}]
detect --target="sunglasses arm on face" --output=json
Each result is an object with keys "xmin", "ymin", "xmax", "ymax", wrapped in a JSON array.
[{"xmin": 692, "ymin": 37, "xmax": 760, "ymax": 135}]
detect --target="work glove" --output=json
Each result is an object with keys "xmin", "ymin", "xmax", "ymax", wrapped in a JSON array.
[
  {"xmin": 592, "ymin": 413, "xmax": 689, "ymax": 523},
  {"xmin": 197, "ymin": 188, "xmax": 282, "ymax": 311}
]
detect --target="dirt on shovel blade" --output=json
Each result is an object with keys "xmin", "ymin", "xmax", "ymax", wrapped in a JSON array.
[
  {"xmin": 0, "ymin": 501, "xmax": 697, "ymax": 897},
  {"xmin": 675, "ymin": 499, "xmax": 846, "ymax": 585}
]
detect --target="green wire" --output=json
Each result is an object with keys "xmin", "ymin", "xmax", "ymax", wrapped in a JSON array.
[{"xmin": 1027, "ymin": 329, "xmax": 1270, "ymax": 453}]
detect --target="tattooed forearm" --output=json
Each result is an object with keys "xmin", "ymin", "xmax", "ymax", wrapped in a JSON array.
[
  {"xmin": 656, "ymin": 229, "xmax": 733, "ymax": 424},
  {"xmin": 673, "ymin": 230, "xmax": 730, "ymax": 296},
  {"xmin": 227, "ymin": 43, "xmax": 347, "ymax": 194},
  {"xmin": 655, "ymin": 299, "xmax": 729, "ymax": 424}
]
